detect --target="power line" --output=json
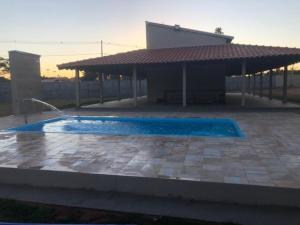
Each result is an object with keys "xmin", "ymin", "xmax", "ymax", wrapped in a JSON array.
[
  {"xmin": 43, "ymin": 52, "xmax": 104, "ymax": 57},
  {"xmin": 103, "ymin": 41, "xmax": 139, "ymax": 48},
  {"xmin": 0, "ymin": 40, "xmax": 141, "ymax": 59},
  {"xmin": 0, "ymin": 40, "xmax": 141, "ymax": 48},
  {"xmin": 1, "ymin": 52, "xmax": 115, "ymax": 58},
  {"xmin": 0, "ymin": 40, "xmax": 100, "ymax": 45}
]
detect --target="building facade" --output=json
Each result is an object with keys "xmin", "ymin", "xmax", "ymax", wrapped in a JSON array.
[
  {"xmin": 145, "ymin": 22, "xmax": 233, "ymax": 104},
  {"xmin": 58, "ymin": 22, "xmax": 300, "ymax": 107}
]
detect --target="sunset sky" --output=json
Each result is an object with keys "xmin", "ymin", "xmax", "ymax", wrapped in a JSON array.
[{"xmin": 1, "ymin": 0, "xmax": 300, "ymax": 78}]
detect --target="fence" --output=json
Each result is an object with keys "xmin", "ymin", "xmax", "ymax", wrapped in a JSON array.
[
  {"xmin": 0, "ymin": 79, "xmax": 147, "ymax": 103},
  {"xmin": 0, "ymin": 82, "xmax": 11, "ymax": 102},
  {"xmin": 226, "ymin": 73, "xmax": 300, "ymax": 92},
  {"xmin": 2, "ymin": 74, "xmax": 300, "ymax": 102}
]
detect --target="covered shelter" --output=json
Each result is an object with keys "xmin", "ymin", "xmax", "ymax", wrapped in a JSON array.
[{"xmin": 57, "ymin": 43, "xmax": 300, "ymax": 108}]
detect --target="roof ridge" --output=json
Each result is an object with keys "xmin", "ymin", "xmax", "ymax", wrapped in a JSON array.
[{"xmin": 230, "ymin": 43, "xmax": 299, "ymax": 50}]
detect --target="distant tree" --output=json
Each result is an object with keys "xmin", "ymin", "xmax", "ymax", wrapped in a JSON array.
[
  {"xmin": 0, "ymin": 57, "xmax": 9, "ymax": 77},
  {"xmin": 215, "ymin": 27, "xmax": 224, "ymax": 35},
  {"xmin": 0, "ymin": 77, "xmax": 9, "ymax": 82}
]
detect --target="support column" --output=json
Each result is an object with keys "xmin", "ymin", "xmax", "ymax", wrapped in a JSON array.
[
  {"xmin": 139, "ymin": 79, "xmax": 142, "ymax": 96},
  {"xmin": 241, "ymin": 60, "xmax": 247, "ymax": 107},
  {"xmin": 259, "ymin": 72, "xmax": 263, "ymax": 97},
  {"xmin": 75, "ymin": 69, "xmax": 80, "ymax": 108},
  {"xmin": 282, "ymin": 66, "xmax": 288, "ymax": 103},
  {"xmin": 99, "ymin": 73, "xmax": 104, "ymax": 104},
  {"xmin": 130, "ymin": 76, "xmax": 133, "ymax": 98},
  {"xmin": 269, "ymin": 69, "xmax": 273, "ymax": 100},
  {"xmin": 247, "ymin": 75, "xmax": 251, "ymax": 94},
  {"xmin": 182, "ymin": 62, "xmax": 187, "ymax": 107},
  {"xmin": 117, "ymin": 75, "xmax": 121, "ymax": 101},
  {"xmin": 252, "ymin": 74, "xmax": 256, "ymax": 95},
  {"xmin": 132, "ymin": 65, "xmax": 137, "ymax": 107}
]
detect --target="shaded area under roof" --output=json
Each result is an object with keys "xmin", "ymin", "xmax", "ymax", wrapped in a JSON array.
[{"xmin": 57, "ymin": 44, "xmax": 300, "ymax": 76}]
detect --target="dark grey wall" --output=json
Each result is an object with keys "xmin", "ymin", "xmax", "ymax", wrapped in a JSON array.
[
  {"xmin": 146, "ymin": 66, "xmax": 181, "ymax": 102},
  {"xmin": 146, "ymin": 64, "xmax": 226, "ymax": 104}
]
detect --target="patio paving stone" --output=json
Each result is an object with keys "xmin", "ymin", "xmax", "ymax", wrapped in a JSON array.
[{"xmin": 0, "ymin": 110, "xmax": 300, "ymax": 190}]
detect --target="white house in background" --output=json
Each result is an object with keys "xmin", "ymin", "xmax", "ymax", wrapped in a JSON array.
[{"xmin": 145, "ymin": 21, "xmax": 234, "ymax": 49}]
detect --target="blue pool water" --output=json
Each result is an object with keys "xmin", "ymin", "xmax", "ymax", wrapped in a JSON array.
[{"xmin": 8, "ymin": 116, "xmax": 244, "ymax": 137}]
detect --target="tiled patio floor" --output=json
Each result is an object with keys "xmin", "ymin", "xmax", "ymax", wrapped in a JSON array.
[
  {"xmin": 0, "ymin": 110, "xmax": 300, "ymax": 189},
  {"xmin": 84, "ymin": 94, "xmax": 300, "ymax": 109}
]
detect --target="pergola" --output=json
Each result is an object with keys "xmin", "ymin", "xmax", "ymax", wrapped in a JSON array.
[{"xmin": 57, "ymin": 44, "xmax": 300, "ymax": 108}]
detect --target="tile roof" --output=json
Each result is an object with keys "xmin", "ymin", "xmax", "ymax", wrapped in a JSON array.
[{"xmin": 57, "ymin": 44, "xmax": 300, "ymax": 70}]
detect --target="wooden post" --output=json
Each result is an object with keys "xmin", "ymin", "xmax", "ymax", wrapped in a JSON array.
[
  {"xmin": 259, "ymin": 72, "xmax": 263, "ymax": 97},
  {"xmin": 253, "ymin": 74, "xmax": 256, "ymax": 95},
  {"xmin": 117, "ymin": 75, "xmax": 121, "ymax": 101},
  {"xmin": 182, "ymin": 62, "xmax": 187, "ymax": 107},
  {"xmin": 269, "ymin": 69, "xmax": 273, "ymax": 100},
  {"xmin": 282, "ymin": 66, "xmax": 288, "ymax": 103},
  {"xmin": 132, "ymin": 65, "xmax": 137, "ymax": 107},
  {"xmin": 75, "ymin": 69, "xmax": 80, "ymax": 108},
  {"xmin": 241, "ymin": 61, "xmax": 247, "ymax": 107}
]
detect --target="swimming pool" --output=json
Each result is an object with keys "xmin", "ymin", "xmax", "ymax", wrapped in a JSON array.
[{"xmin": 8, "ymin": 116, "xmax": 244, "ymax": 137}]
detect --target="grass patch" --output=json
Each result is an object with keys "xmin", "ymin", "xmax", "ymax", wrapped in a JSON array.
[{"xmin": 0, "ymin": 199, "xmax": 235, "ymax": 225}]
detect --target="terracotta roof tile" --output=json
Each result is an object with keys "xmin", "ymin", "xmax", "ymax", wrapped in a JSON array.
[{"xmin": 57, "ymin": 44, "xmax": 300, "ymax": 69}]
